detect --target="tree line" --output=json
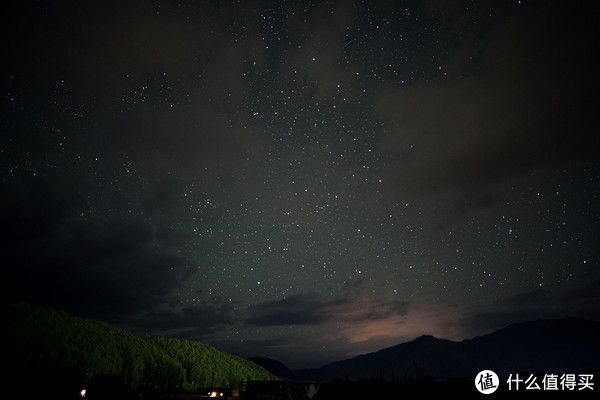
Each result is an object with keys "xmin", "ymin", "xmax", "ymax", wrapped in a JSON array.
[{"xmin": 0, "ymin": 302, "xmax": 275, "ymax": 392}]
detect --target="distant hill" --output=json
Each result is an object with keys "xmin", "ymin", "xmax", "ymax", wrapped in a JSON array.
[
  {"xmin": 294, "ymin": 318, "xmax": 600, "ymax": 382},
  {"xmin": 248, "ymin": 357, "xmax": 294, "ymax": 378},
  {"xmin": 0, "ymin": 302, "xmax": 275, "ymax": 397}
]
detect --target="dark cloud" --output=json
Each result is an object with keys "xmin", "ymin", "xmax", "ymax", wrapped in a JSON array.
[
  {"xmin": 246, "ymin": 293, "xmax": 409, "ymax": 327},
  {"xmin": 246, "ymin": 294, "xmax": 342, "ymax": 326},
  {"xmin": 460, "ymin": 284, "xmax": 600, "ymax": 334},
  {"xmin": 3, "ymin": 1, "xmax": 264, "ymax": 102},
  {"xmin": 560, "ymin": 279, "xmax": 600, "ymax": 303},
  {"xmin": 507, "ymin": 288, "xmax": 553, "ymax": 307},
  {"xmin": 452, "ymin": 188, "xmax": 503, "ymax": 220},
  {"xmin": 3, "ymin": 0, "xmax": 268, "ymax": 186},
  {"xmin": 131, "ymin": 302, "xmax": 235, "ymax": 339},
  {"xmin": 461, "ymin": 310, "xmax": 553, "ymax": 335},
  {"xmin": 1, "ymin": 175, "xmax": 191, "ymax": 321},
  {"xmin": 375, "ymin": 1, "xmax": 599, "ymax": 197},
  {"xmin": 0, "ymin": 176, "xmax": 85, "ymax": 243}
]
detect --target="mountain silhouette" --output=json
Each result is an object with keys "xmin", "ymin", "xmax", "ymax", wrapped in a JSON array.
[
  {"xmin": 293, "ymin": 318, "xmax": 600, "ymax": 382},
  {"xmin": 248, "ymin": 357, "xmax": 295, "ymax": 379}
]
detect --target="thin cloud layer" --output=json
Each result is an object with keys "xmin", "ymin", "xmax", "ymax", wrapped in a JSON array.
[{"xmin": 374, "ymin": 1, "xmax": 599, "ymax": 196}]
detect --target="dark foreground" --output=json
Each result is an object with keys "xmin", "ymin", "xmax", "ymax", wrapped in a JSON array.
[{"xmin": 9, "ymin": 378, "xmax": 597, "ymax": 400}]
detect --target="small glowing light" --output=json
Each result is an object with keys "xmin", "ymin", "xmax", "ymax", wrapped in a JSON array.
[
  {"xmin": 220, "ymin": 393, "xmax": 224, "ymax": 396},
  {"xmin": 210, "ymin": 391, "xmax": 218, "ymax": 397},
  {"xmin": 80, "ymin": 389, "xmax": 87, "ymax": 397}
]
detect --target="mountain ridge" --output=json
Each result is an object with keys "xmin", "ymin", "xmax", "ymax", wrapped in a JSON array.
[{"xmin": 291, "ymin": 317, "xmax": 600, "ymax": 382}]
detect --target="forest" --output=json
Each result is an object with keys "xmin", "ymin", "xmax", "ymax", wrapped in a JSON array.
[{"xmin": 0, "ymin": 302, "xmax": 275, "ymax": 393}]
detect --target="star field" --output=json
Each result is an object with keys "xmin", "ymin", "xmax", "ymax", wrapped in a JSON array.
[{"xmin": 1, "ymin": 0, "xmax": 599, "ymax": 368}]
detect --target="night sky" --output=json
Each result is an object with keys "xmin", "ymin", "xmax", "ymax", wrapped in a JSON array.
[{"xmin": 2, "ymin": 1, "xmax": 599, "ymax": 368}]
